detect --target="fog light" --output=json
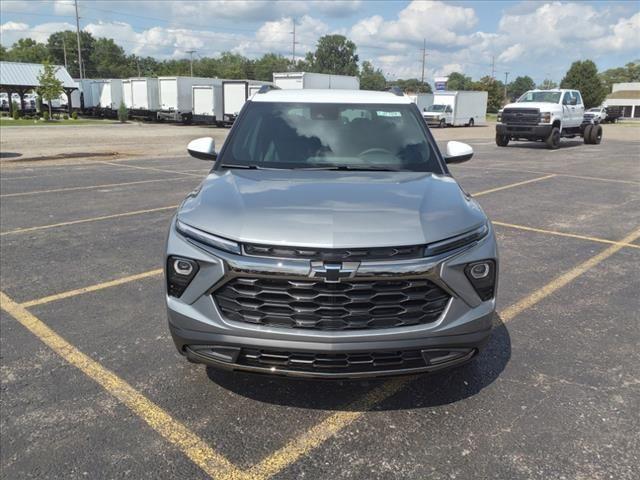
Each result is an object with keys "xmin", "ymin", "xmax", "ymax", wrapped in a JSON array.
[
  {"xmin": 469, "ymin": 262, "xmax": 490, "ymax": 279},
  {"xmin": 167, "ymin": 256, "xmax": 199, "ymax": 297},
  {"xmin": 464, "ymin": 260, "xmax": 496, "ymax": 301},
  {"xmin": 173, "ymin": 259, "xmax": 194, "ymax": 276}
]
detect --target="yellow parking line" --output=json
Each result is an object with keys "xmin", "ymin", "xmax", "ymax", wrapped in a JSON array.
[
  {"xmin": 21, "ymin": 269, "xmax": 164, "ymax": 308},
  {"xmin": 492, "ymin": 221, "xmax": 640, "ymax": 250},
  {"xmin": 0, "ymin": 205, "xmax": 178, "ymax": 236},
  {"xmin": 100, "ymin": 161, "xmax": 203, "ymax": 177},
  {"xmin": 0, "ymin": 291, "xmax": 246, "ymax": 480},
  {"xmin": 500, "ymin": 226, "xmax": 640, "ymax": 322},
  {"xmin": 472, "ymin": 174, "xmax": 556, "ymax": 197},
  {"xmin": 0, "ymin": 177, "xmax": 196, "ymax": 198},
  {"xmin": 246, "ymin": 377, "xmax": 410, "ymax": 480}
]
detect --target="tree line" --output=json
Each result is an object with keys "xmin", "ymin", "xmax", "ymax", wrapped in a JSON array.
[{"xmin": 1, "ymin": 30, "xmax": 637, "ymax": 110}]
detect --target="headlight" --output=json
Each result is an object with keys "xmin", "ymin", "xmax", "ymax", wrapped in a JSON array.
[
  {"xmin": 424, "ymin": 223, "xmax": 489, "ymax": 257},
  {"xmin": 175, "ymin": 219, "xmax": 241, "ymax": 254},
  {"xmin": 541, "ymin": 112, "xmax": 551, "ymax": 123}
]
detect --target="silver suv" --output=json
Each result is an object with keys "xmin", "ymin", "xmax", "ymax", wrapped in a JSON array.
[{"xmin": 165, "ymin": 88, "xmax": 498, "ymax": 379}]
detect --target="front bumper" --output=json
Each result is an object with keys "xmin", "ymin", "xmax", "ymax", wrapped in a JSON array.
[
  {"xmin": 496, "ymin": 123, "xmax": 553, "ymax": 137},
  {"xmin": 165, "ymin": 218, "xmax": 498, "ymax": 378}
]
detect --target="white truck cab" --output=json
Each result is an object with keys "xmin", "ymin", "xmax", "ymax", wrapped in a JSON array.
[{"xmin": 496, "ymin": 89, "xmax": 601, "ymax": 149}]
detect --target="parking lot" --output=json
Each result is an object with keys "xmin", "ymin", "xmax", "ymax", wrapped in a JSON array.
[{"xmin": 1, "ymin": 126, "xmax": 639, "ymax": 479}]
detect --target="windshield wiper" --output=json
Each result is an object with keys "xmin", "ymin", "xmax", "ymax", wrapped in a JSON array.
[
  {"xmin": 294, "ymin": 165, "xmax": 400, "ymax": 172},
  {"xmin": 219, "ymin": 164, "xmax": 262, "ymax": 169}
]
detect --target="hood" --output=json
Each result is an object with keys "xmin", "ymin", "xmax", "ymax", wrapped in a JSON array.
[
  {"xmin": 503, "ymin": 102, "xmax": 560, "ymax": 111},
  {"xmin": 178, "ymin": 170, "xmax": 486, "ymax": 248}
]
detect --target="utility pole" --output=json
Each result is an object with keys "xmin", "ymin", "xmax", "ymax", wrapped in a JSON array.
[
  {"xmin": 62, "ymin": 37, "xmax": 68, "ymax": 70},
  {"xmin": 420, "ymin": 39, "xmax": 428, "ymax": 88},
  {"xmin": 186, "ymin": 50, "xmax": 196, "ymax": 77},
  {"xmin": 504, "ymin": 71, "xmax": 510, "ymax": 101},
  {"xmin": 490, "ymin": 55, "xmax": 495, "ymax": 81},
  {"xmin": 74, "ymin": 0, "xmax": 83, "ymax": 79},
  {"xmin": 136, "ymin": 57, "xmax": 141, "ymax": 77},
  {"xmin": 290, "ymin": 19, "xmax": 298, "ymax": 65}
]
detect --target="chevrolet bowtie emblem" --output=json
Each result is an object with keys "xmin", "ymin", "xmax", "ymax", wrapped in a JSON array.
[{"xmin": 309, "ymin": 261, "xmax": 359, "ymax": 283}]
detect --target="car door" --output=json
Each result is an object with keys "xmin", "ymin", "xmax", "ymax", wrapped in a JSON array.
[
  {"xmin": 562, "ymin": 91, "xmax": 578, "ymax": 128},
  {"xmin": 573, "ymin": 91, "xmax": 585, "ymax": 124}
]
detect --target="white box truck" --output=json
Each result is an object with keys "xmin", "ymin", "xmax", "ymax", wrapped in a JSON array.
[
  {"xmin": 222, "ymin": 81, "xmax": 249, "ymax": 123},
  {"xmin": 123, "ymin": 77, "xmax": 159, "ymax": 118},
  {"xmin": 94, "ymin": 79, "xmax": 123, "ymax": 117},
  {"xmin": 273, "ymin": 72, "xmax": 359, "ymax": 90},
  {"xmin": 408, "ymin": 93, "xmax": 434, "ymax": 113},
  {"xmin": 157, "ymin": 76, "xmax": 219, "ymax": 123},
  {"xmin": 422, "ymin": 91, "xmax": 487, "ymax": 128},
  {"xmin": 192, "ymin": 81, "xmax": 224, "ymax": 126}
]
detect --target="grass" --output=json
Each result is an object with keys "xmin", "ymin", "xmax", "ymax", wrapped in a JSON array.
[
  {"xmin": 486, "ymin": 113, "xmax": 498, "ymax": 122},
  {"xmin": 0, "ymin": 117, "xmax": 117, "ymax": 127}
]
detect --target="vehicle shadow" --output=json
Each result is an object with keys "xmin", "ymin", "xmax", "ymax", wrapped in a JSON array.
[
  {"xmin": 205, "ymin": 315, "xmax": 511, "ymax": 411},
  {"xmin": 505, "ymin": 140, "xmax": 584, "ymax": 149},
  {"xmin": 0, "ymin": 152, "xmax": 22, "ymax": 159}
]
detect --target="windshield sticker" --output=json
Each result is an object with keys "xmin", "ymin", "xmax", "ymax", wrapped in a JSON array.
[{"xmin": 377, "ymin": 111, "xmax": 401, "ymax": 117}]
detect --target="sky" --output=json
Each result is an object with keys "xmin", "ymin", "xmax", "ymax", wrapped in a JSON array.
[{"xmin": 1, "ymin": 0, "xmax": 638, "ymax": 84}]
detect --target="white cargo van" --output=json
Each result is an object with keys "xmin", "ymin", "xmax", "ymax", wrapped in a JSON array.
[
  {"xmin": 422, "ymin": 91, "xmax": 487, "ymax": 127},
  {"xmin": 157, "ymin": 76, "xmax": 219, "ymax": 123},
  {"xmin": 273, "ymin": 72, "xmax": 360, "ymax": 90}
]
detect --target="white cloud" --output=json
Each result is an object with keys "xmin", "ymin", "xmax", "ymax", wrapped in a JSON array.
[
  {"xmin": 53, "ymin": 0, "xmax": 76, "ymax": 16},
  {"xmin": 1, "ymin": 21, "xmax": 75, "ymax": 45},
  {"xmin": 591, "ymin": 11, "xmax": 640, "ymax": 51},
  {"xmin": 255, "ymin": 15, "xmax": 329, "ymax": 57}
]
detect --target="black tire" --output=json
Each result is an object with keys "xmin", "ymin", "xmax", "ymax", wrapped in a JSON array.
[
  {"xmin": 590, "ymin": 124, "xmax": 602, "ymax": 144},
  {"xmin": 495, "ymin": 133, "xmax": 509, "ymax": 147},
  {"xmin": 583, "ymin": 124, "xmax": 593, "ymax": 144},
  {"xmin": 545, "ymin": 127, "xmax": 560, "ymax": 149},
  {"xmin": 439, "ymin": 119, "xmax": 446, "ymax": 128},
  {"xmin": 468, "ymin": 118, "xmax": 474, "ymax": 127}
]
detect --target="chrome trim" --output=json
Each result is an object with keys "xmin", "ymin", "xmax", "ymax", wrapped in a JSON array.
[{"xmin": 175, "ymin": 219, "xmax": 241, "ymax": 254}]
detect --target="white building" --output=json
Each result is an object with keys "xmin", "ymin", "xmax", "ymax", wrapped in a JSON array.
[{"xmin": 603, "ymin": 82, "xmax": 640, "ymax": 119}]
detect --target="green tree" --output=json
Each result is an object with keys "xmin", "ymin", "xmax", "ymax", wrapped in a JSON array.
[
  {"xmin": 538, "ymin": 78, "xmax": 558, "ymax": 89},
  {"xmin": 507, "ymin": 75, "xmax": 535, "ymax": 100},
  {"xmin": 6, "ymin": 38, "xmax": 50, "ymax": 63},
  {"xmin": 117, "ymin": 101, "xmax": 128, "ymax": 123},
  {"xmin": 37, "ymin": 61, "xmax": 64, "ymax": 119},
  {"xmin": 560, "ymin": 60, "xmax": 607, "ymax": 108},
  {"xmin": 446, "ymin": 72, "xmax": 474, "ymax": 90},
  {"xmin": 0, "ymin": 44, "xmax": 8, "ymax": 61},
  {"xmin": 471, "ymin": 76, "xmax": 504, "ymax": 113},
  {"xmin": 599, "ymin": 61, "xmax": 640, "ymax": 92},
  {"xmin": 390, "ymin": 78, "xmax": 432, "ymax": 93},
  {"xmin": 359, "ymin": 61, "xmax": 387, "ymax": 90},
  {"xmin": 216, "ymin": 52, "xmax": 252, "ymax": 79},
  {"xmin": 307, "ymin": 35, "xmax": 359, "ymax": 76},
  {"xmin": 47, "ymin": 30, "xmax": 96, "ymax": 77},
  {"xmin": 90, "ymin": 38, "xmax": 129, "ymax": 77},
  {"xmin": 253, "ymin": 54, "xmax": 291, "ymax": 82}
]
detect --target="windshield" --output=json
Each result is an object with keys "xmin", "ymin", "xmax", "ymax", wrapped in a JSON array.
[
  {"xmin": 429, "ymin": 105, "xmax": 447, "ymax": 112},
  {"xmin": 587, "ymin": 108, "xmax": 600, "ymax": 112},
  {"xmin": 221, "ymin": 102, "xmax": 442, "ymax": 172},
  {"xmin": 517, "ymin": 91, "xmax": 561, "ymax": 103}
]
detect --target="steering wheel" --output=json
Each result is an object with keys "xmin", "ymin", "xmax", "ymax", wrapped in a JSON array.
[{"xmin": 357, "ymin": 148, "xmax": 393, "ymax": 157}]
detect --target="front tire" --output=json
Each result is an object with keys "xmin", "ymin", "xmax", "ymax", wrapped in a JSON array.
[
  {"xmin": 583, "ymin": 124, "xmax": 593, "ymax": 144},
  {"xmin": 439, "ymin": 119, "xmax": 446, "ymax": 128},
  {"xmin": 496, "ymin": 133, "xmax": 509, "ymax": 147},
  {"xmin": 546, "ymin": 127, "xmax": 560, "ymax": 149}
]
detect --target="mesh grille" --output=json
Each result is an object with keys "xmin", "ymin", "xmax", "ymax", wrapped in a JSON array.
[
  {"xmin": 239, "ymin": 348, "xmax": 426, "ymax": 373},
  {"xmin": 214, "ymin": 277, "xmax": 450, "ymax": 330},
  {"xmin": 501, "ymin": 107, "xmax": 540, "ymax": 125}
]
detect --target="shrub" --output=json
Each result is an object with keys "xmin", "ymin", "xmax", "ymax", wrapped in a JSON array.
[
  {"xmin": 42, "ymin": 110, "xmax": 50, "ymax": 121},
  {"xmin": 117, "ymin": 101, "xmax": 128, "ymax": 123},
  {"xmin": 63, "ymin": 114, "xmax": 69, "ymax": 120},
  {"xmin": 71, "ymin": 111, "xmax": 78, "ymax": 120},
  {"xmin": 12, "ymin": 109, "xmax": 20, "ymax": 120}
]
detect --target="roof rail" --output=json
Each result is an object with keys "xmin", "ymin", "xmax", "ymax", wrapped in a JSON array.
[
  {"xmin": 388, "ymin": 86, "xmax": 404, "ymax": 97},
  {"xmin": 257, "ymin": 84, "xmax": 281, "ymax": 94}
]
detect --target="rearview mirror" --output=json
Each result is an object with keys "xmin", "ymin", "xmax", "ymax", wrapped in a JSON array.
[
  {"xmin": 187, "ymin": 137, "xmax": 217, "ymax": 161},
  {"xmin": 444, "ymin": 141, "xmax": 473, "ymax": 164}
]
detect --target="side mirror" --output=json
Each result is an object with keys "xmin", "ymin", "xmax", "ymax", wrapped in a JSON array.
[
  {"xmin": 187, "ymin": 137, "xmax": 217, "ymax": 161},
  {"xmin": 444, "ymin": 141, "xmax": 473, "ymax": 164}
]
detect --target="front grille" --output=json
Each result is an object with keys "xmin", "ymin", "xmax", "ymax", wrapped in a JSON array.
[
  {"xmin": 243, "ymin": 244, "xmax": 423, "ymax": 261},
  {"xmin": 501, "ymin": 107, "xmax": 540, "ymax": 125},
  {"xmin": 239, "ymin": 348, "xmax": 426, "ymax": 373},
  {"xmin": 214, "ymin": 277, "xmax": 450, "ymax": 330}
]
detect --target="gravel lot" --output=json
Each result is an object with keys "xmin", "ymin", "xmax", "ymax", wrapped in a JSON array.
[{"xmin": 1, "ymin": 120, "xmax": 639, "ymax": 479}]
